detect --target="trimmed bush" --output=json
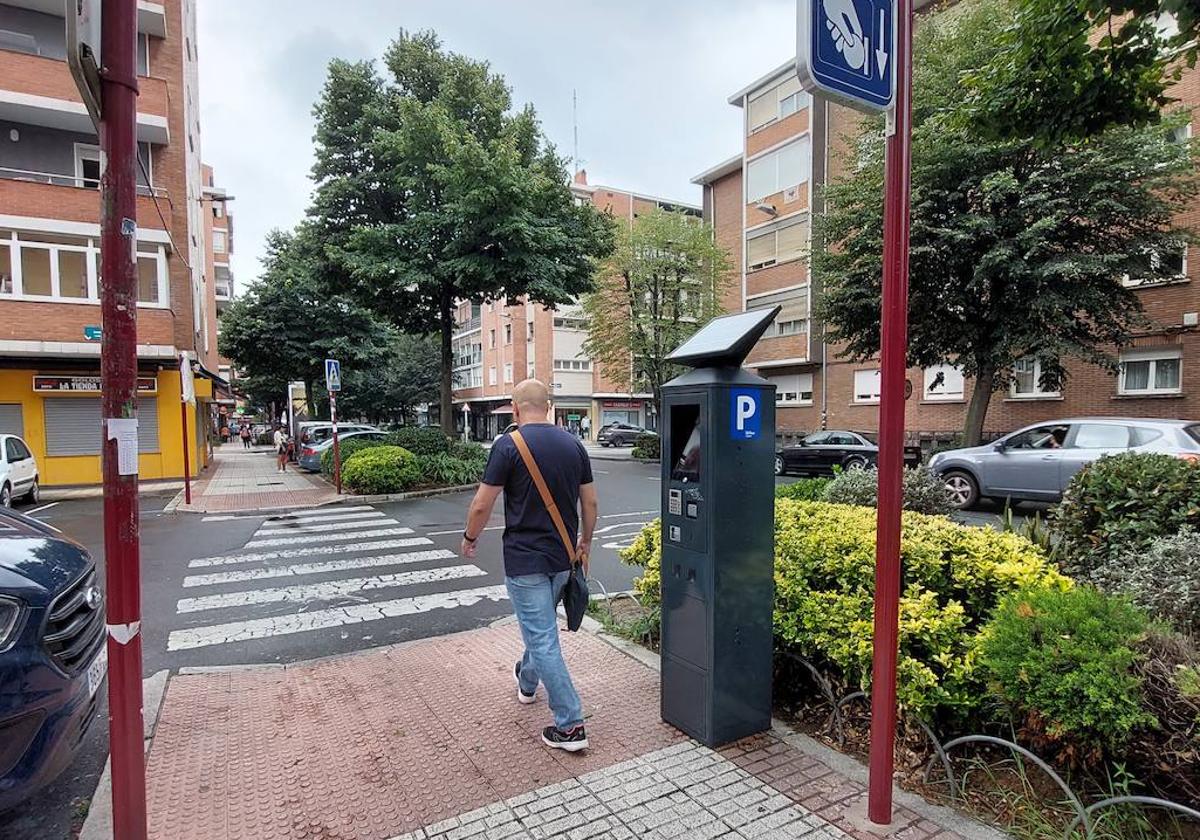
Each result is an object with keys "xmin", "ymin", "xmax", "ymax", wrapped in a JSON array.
[
  {"xmin": 1053, "ymin": 452, "xmax": 1200, "ymax": 578},
  {"xmin": 1088, "ymin": 527, "xmax": 1200, "ymax": 635},
  {"xmin": 978, "ymin": 586, "xmax": 1153, "ymax": 754},
  {"xmin": 775, "ymin": 478, "xmax": 832, "ymax": 502},
  {"xmin": 341, "ymin": 445, "xmax": 422, "ymax": 495},
  {"xmin": 385, "ymin": 426, "xmax": 453, "ymax": 457},
  {"xmin": 632, "ymin": 433, "xmax": 660, "ymax": 460},
  {"xmin": 417, "ymin": 452, "xmax": 486, "ymax": 487},
  {"xmin": 319, "ymin": 437, "xmax": 385, "ymax": 475},
  {"xmin": 447, "ymin": 440, "xmax": 489, "ymax": 465},
  {"xmin": 822, "ymin": 465, "xmax": 955, "ymax": 515},
  {"xmin": 620, "ymin": 500, "xmax": 1066, "ymax": 718}
]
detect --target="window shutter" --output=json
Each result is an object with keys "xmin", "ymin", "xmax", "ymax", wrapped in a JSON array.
[
  {"xmin": 0, "ymin": 404, "xmax": 23, "ymax": 438},
  {"xmin": 748, "ymin": 91, "xmax": 777, "ymax": 130},
  {"xmin": 776, "ymin": 219, "xmax": 809, "ymax": 263},
  {"xmin": 747, "ymin": 232, "xmax": 776, "ymax": 268}
]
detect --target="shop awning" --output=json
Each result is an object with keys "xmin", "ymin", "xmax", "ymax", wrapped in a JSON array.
[{"xmin": 491, "ymin": 404, "xmax": 514, "ymax": 415}]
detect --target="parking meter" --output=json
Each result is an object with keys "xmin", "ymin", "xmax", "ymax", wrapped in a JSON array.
[{"xmin": 658, "ymin": 308, "xmax": 779, "ymax": 747}]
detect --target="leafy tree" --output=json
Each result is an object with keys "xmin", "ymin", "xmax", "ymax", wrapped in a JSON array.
[
  {"xmin": 218, "ymin": 228, "xmax": 394, "ymax": 417},
  {"xmin": 321, "ymin": 333, "xmax": 441, "ymax": 425},
  {"xmin": 815, "ymin": 0, "xmax": 1199, "ymax": 445},
  {"xmin": 581, "ymin": 209, "xmax": 731, "ymax": 415},
  {"xmin": 308, "ymin": 32, "xmax": 614, "ymax": 433}
]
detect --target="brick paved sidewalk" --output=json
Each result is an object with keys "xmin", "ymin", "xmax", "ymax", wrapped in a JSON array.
[
  {"xmin": 144, "ymin": 624, "xmax": 1001, "ymax": 840},
  {"xmin": 174, "ymin": 445, "xmax": 338, "ymax": 513}
]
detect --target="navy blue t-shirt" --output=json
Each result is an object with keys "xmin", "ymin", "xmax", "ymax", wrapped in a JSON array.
[{"xmin": 481, "ymin": 423, "xmax": 594, "ymax": 577}]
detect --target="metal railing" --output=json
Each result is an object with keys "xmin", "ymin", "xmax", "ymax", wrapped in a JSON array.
[{"xmin": 0, "ymin": 166, "xmax": 167, "ymax": 198}]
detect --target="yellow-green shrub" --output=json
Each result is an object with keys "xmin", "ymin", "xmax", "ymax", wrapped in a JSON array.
[{"xmin": 619, "ymin": 500, "xmax": 1069, "ymax": 719}]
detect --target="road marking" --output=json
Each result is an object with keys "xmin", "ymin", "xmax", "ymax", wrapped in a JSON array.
[
  {"xmin": 188, "ymin": 537, "xmax": 435, "ymax": 568},
  {"xmin": 176, "ymin": 564, "xmax": 487, "ymax": 613},
  {"xmin": 26, "ymin": 502, "xmax": 59, "ymax": 515},
  {"xmin": 201, "ymin": 505, "xmax": 378, "ymax": 523},
  {"xmin": 244, "ymin": 526, "xmax": 414, "ymax": 549},
  {"xmin": 426, "ymin": 524, "xmax": 504, "ymax": 536},
  {"xmin": 182, "ymin": 549, "xmax": 456, "ymax": 588},
  {"xmin": 167, "ymin": 584, "xmax": 510, "ymax": 650},
  {"xmin": 254, "ymin": 517, "xmax": 397, "ymax": 537},
  {"xmin": 600, "ymin": 510, "xmax": 656, "ymax": 519}
]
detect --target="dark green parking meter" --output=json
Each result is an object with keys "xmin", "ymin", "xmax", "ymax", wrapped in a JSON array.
[{"xmin": 659, "ymin": 307, "xmax": 779, "ymax": 747}]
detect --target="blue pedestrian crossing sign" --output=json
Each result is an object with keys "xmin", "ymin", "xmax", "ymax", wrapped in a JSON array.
[
  {"xmin": 325, "ymin": 358, "xmax": 341, "ymax": 393},
  {"xmin": 797, "ymin": 0, "xmax": 894, "ymax": 111}
]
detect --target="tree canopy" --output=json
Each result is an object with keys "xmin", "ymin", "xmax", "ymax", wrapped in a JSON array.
[{"xmin": 815, "ymin": 0, "xmax": 1199, "ymax": 444}]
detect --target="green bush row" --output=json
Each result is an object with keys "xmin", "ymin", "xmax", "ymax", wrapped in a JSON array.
[
  {"xmin": 339, "ymin": 440, "xmax": 489, "ymax": 495},
  {"xmin": 632, "ymin": 433, "xmax": 660, "ymax": 460}
]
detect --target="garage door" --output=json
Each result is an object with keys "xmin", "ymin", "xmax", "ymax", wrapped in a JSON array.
[
  {"xmin": 43, "ymin": 398, "xmax": 160, "ymax": 456},
  {"xmin": 0, "ymin": 404, "xmax": 23, "ymax": 438}
]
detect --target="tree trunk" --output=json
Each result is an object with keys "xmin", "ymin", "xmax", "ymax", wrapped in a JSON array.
[
  {"xmin": 963, "ymin": 364, "xmax": 996, "ymax": 447},
  {"xmin": 439, "ymin": 293, "xmax": 454, "ymax": 436},
  {"xmin": 304, "ymin": 379, "xmax": 315, "ymax": 420}
]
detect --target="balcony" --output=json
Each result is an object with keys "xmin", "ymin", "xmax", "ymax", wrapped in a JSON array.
[
  {"xmin": 0, "ymin": 174, "xmax": 169, "ymax": 230},
  {"xmin": 2, "ymin": 1, "xmax": 166, "ymax": 37}
]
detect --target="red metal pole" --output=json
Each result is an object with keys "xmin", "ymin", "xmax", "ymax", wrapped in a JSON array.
[
  {"xmin": 180, "ymin": 401, "xmax": 191, "ymax": 505},
  {"xmin": 331, "ymin": 394, "xmax": 341, "ymax": 494},
  {"xmin": 100, "ymin": 0, "xmax": 147, "ymax": 837},
  {"xmin": 868, "ymin": 0, "xmax": 914, "ymax": 825}
]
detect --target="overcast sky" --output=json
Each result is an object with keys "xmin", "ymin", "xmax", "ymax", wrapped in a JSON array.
[{"xmin": 196, "ymin": 1, "xmax": 797, "ymax": 289}]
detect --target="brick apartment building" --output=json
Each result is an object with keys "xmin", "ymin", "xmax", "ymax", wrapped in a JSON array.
[
  {"xmin": 451, "ymin": 172, "xmax": 701, "ymax": 441},
  {"xmin": 0, "ymin": 0, "xmax": 231, "ymax": 486},
  {"xmin": 694, "ymin": 57, "xmax": 1200, "ymax": 444}
]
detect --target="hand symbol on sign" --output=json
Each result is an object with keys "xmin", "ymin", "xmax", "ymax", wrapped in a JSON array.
[{"xmin": 822, "ymin": 0, "xmax": 867, "ymax": 71}]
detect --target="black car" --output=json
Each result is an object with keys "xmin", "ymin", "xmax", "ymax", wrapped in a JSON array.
[
  {"xmin": 597, "ymin": 423, "xmax": 651, "ymax": 447},
  {"xmin": 775, "ymin": 430, "xmax": 922, "ymax": 476},
  {"xmin": 0, "ymin": 507, "xmax": 106, "ymax": 812}
]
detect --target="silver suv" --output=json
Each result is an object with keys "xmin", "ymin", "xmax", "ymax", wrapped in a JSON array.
[{"xmin": 928, "ymin": 417, "xmax": 1200, "ymax": 509}]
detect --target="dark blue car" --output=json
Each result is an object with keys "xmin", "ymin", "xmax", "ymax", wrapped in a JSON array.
[{"xmin": 0, "ymin": 507, "xmax": 106, "ymax": 812}]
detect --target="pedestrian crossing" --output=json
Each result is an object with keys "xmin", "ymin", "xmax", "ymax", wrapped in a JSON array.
[{"xmin": 168, "ymin": 505, "xmax": 509, "ymax": 653}]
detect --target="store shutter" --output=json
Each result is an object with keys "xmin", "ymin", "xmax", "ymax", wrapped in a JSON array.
[
  {"xmin": 0, "ymin": 404, "xmax": 24, "ymax": 438},
  {"xmin": 44, "ymin": 398, "xmax": 160, "ymax": 455}
]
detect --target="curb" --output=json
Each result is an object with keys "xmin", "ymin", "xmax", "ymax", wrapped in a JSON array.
[
  {"xmin": 78, "ymin": 669, "xmax": 171, "ymax": 840},
  {"xmin": 579, "ymin": 608, "xmax": 1008, "ymax": 840},
  {"xmin": 166, "ymin": 483, "xmax": 479, "ymax": 515}
]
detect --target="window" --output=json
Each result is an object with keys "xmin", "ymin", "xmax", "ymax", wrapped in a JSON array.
[
  {"xmin": 1006, "ymin": 424, "xmax": 1069, "ymax": 450},
  {"xmin": 1119, "ymin": 349, "xmax": 1182, "ymax": 395},
  {"xmin": 776, "ymin": 319, "xmax": 805, "ymax": 336},
  {"xmin": 74, "ymin": 145, "xmax": 103, "ymax": 189},
  {"xmin": 553, "ymin": 317, "xmax": 586, "ymax": 330},
  {"xmin": 0, "ymin": 244, "xmax": 11, "ymax": 295},
  {"xmin": 746, "ymin": 216, "xmax": 809, "ymax": 270},
  {"xmin": 488, "ymin": 366, "xmax": 497, "ymax": 386},
  {"xmin": 58, "ymin": 250, "xmax": 88, "ymax": 299},
  {"xmin": 137, "ymin": 254, "xmax": 161, "ymax": 303},
  {"xmin": 747, "ymin": 76, "xmax": 809, "ymax": 131},
  {"xmin": 20, "ymin": 247, "xmax": 51, "ymax": 297},
  {"xmin": 923, "ymin": 365, "xmax": 964, "ymax": 401},
  {"xmin": 1124, "ymin": 244, "xmax": 1187, "ymax": 286},
  {"xmin": 771, "ymin": 373, "xmax": 814, "ymax": 405},
  {"xmin": 504, "ymin": 324, "xmax": 512, "ymax": 344},
  {"xmin": 854, "ymin": 369, "xmax": 882, "ymax": 403},
  {"xmin": 746, "ymin": 137, "xmax": 811, "ymax": 203},
  {"xmin": 1011, "ymin": 358, "xmax": 1059, "ymax": 398},
  {"xmin": 747, "ymin": 287, "xmax": 809, "ymax": 338},
  {"xmin": 503, "ymin": 363, "xmax": 513, "ymax": 384},
  {"xmin": 1073, "ymin": 424, "xmax": 1131, "ymax": 449},
  {"xmin": 1169, "ymin": 122, "xmax": 1192, "ymax": 145},
  {"xmin": 488, "ymin": 329, "xmax": 496, "ymax": 349},
  {"xmin": 212, "ymin": 230, "xmax": 227, "ymax": 254},
  {"xmin": 213, "ymin": 203, "xmax": 224, "ymax": 219},
  {"xmin": 553, "ymin": 359, "xmax": 592, "ymax": 371},
  {"xmin": 0, "ymin": 231, "xmax": 165, "ymax": 305}
]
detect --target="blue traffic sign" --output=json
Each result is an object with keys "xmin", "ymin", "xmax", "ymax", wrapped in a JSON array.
[
  {"xmin": 325, "ymin": 358, "xmax": 342, "ymax": 393},
  {"xmin": 797, "ymin": 0, "xmax": 894, "ymax": 111}
]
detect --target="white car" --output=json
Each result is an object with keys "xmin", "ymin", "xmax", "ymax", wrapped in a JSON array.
[{"xmin": 0, "ymin": 434, "xmax": 40, "ymax": 508}]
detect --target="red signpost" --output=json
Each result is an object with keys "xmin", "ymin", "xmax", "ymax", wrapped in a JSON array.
[{"xmin": 867, "ymin": 0, "xmax": 915, "ymax": 824}]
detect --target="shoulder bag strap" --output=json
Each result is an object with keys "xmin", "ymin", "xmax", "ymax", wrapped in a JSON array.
[{"xmin": 510, "ymin": 430, "xmax": 577, "ymax": 566}]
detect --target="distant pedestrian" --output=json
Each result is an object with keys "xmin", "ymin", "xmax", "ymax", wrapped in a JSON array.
[
  {"xmin": 580, "ymin": 415, "xmax": 590, "ymax": 441},
  {"xmin": 273, "ymin": 425, "xmax": 288, "ymax": 472},
  {"xmin": 461, "ymin": 379, "xmax": 597, "ymax": 752},
  {"xmin": 220, "ymin": 423, "xmax": 230, "ymax": 444},
  {"xmin": 240, "ymin": 423, "xmax": 252, "ymax": 450}
]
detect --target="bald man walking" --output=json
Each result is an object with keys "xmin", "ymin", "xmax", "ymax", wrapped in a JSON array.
[{"xmin": 462, "ymin": 379, "xmax": 597, "ymax": 752}]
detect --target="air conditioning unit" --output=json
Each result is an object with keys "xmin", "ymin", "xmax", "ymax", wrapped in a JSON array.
[{"xmin": 784, "ymin": 186, "xmax": 799, "ymax": 203}]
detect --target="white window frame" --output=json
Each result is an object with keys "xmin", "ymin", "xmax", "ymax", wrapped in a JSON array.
[
  {"xmin": 746, "ymin": 215, "xmax": 809, "ymax": 271},
  {"xmin": 1122, "ymin": 244, "xmax": 1188, "ymax": 287},
  {"xmin": 73, "ymin": 143, "xmax": 104, "ymax": 189},
  {"xmin": 747, "ymin": 77, "xmax": 810, "ymax": 132},
  {"xmin": 488, "ymin": 366, "xmax": 497, "ymax": 386},
  {"xmin": 0, "ymin": 231, "xmax": 166, "ymax": 308},
  {"xmin": 853, "ymin": 369, "xmax": 882, "ymax": 404},
  {"xmin": 1118, "ymin": 349, "xmax": 1182, "ymax": 396},
  {"xmin": 923, "ymin": 364, "xmax": 965, "ymax": 402},
  {"xmin": 1010, "ymin": 358, "xmax": 1060, "ymax": 399},
  {"xmin": 503, "ymin": 363, "xmax": 513, "ymax": 384},
  {"xmin": 212, "ymin": 229, "xmax": 227, "ymax": 254},
  {"xmin": 771, "ymin": 373, "xmax": 814, "ymax": 406}
]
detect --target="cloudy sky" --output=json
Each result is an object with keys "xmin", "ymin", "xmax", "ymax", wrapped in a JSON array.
[{"xmin": 196, "ymin": 1, "xmax": 798, "ymax": 288}]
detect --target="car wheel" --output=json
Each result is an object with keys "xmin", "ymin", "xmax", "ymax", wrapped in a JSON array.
[
  {"xmin": 774, "ymin": 456, "xmax": 785, "ymax": 476},
  {"xmin": 0, "ymin": 483, "xmax": 10, "ymax": 508},
  {"xmin": 844, "ymin": 456, "xmax": 869, "ymax": 471},
  {"xmin": 942, "ymin": 470, "xmax": 979, "ymax": 510},
  {"xmin": 599, "ymin": 441, "xmax": 609, "ymax": 448},
  {"xmin": 24, "ymin": 479, "xmax": 39, "ymax": 505}
]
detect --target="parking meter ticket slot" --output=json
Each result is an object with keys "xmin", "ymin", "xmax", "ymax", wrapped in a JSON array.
[
  {"xmin": 668, "ymin": 489, "xmax": 683, "ymax": 516},
  {"xmin": 686, "ymin": 502, "xmax": 699, "ymax": 519},
  {"xmin": 106, "ymin": 418, "xmax": 139, "ymax": 476},
  {"xmin": 669, "ymin": 525, "xmax": 682, "ymax": 542}
]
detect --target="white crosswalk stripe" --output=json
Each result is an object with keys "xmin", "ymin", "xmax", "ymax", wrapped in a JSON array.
[
  {"xmin": 201, "ymin": 505, "xmax": 379, "ymax": 523},
  {"xmin": 244, "ymin": 526, "xmax": 415, "ymax": 549},
  {"xmin": 188, "ymin": 537, "xmax": 434, "ymax": 568},
  {"xmin": 254, "ymin": 515, "xmax": 396, "ymax": 537},
  {"xmin": 182, "ymin": 549, "xmax": 456, "ymax": 588}
]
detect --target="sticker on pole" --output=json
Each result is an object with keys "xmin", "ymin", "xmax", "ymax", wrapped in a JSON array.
[
  {"xmin": 730, "ymin": 389, "xmax": 761, "ymax": 441},
  {"xmin": 324, "ymin": 358, "xmax": 341, "ymax": 393},
  {"xmin": 797, "ymin": 0, "xmax": 894, "ymax": 111}
]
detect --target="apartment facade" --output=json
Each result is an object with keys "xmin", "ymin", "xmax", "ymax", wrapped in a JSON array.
[
  {"xmin": 450, "ymin": 172, "xmax": 701, "ymax": 441},
  {"xmin": 0, "ymin": 0, "xmax": 224, "ymax": 486},
  {"xmin": 695, "ymin": 59, "xmax": 1200, "ymax": 443}
]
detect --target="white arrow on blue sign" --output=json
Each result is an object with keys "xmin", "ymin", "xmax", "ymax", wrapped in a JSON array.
[
  {"xmin": 797, "ymin": 0, "xmax": 894, "ymax": 112},
  {"xmin": 325, "ymin": 358, "xmax": 341, "ymax": 393}
]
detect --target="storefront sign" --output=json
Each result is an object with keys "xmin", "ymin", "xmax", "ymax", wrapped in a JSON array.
[
  {"xmin": 34, "ymin": 375, "xmax": 158, "ymax": 394},
  {"xmin": 567, "ymin": 414, "xmax": 582, "ymax": 421},
  {"xmin": 602, "ymin": 400, "xmax": 641, "ymax": 409}
]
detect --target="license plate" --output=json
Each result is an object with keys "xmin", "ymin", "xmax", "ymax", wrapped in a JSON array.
[{"xmin": 87, "ymin": 648, "xmax": 108, "ymax": 697}]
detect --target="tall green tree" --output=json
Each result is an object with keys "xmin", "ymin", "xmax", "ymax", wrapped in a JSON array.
[
  {"xmin": 218, "ymin": 228, "xmax": 394, "ymax": 418},
  {"xmin": 308, "ymin": 32, "xmax": 614, "ymax": 433},
  {"xmin": 581, "ymin": 209, "xmax": 731, "ymax": 415},
  {"xmin": 815, "ymin": 0, "xmax": 1199, "ymax": 445},
  {"xmin": 327, "ymin": 333, "xmax": 441, "ymax": 425}
]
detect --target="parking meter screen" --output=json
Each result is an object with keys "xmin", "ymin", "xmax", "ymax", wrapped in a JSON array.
[{"xmin": 670, "ymin": 406, "xmax": 701, "ymax": 483}]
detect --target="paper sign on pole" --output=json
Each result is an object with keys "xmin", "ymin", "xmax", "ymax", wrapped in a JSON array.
[
  {"xmin": 106, "ymin": 418, "xmax": 139, "ymax": 476},
  {"xmin": 180, "ymin": 354, "xmax": 195, "ymax": 406}
]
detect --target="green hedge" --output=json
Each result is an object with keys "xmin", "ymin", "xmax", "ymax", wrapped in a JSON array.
[
  {"xmin": 385, "ymin": 427, "xmax": 453, "ymax": 457},
  {"xmin": 822, "ymin": 466, "xmax": 954, "ymax": 515},
  {"xmin": 774, "ymin": 478, "xmax": 831, "ymax": 501},
  {"xmin": 632, "ymin": 433, "xmax": 660, "ymax": 460},
  {"xmin": 320, "ymin": 437, "xmax": 385, "ymax": 475},
  {"xmin": 341, "ymin": 445, "xmax": 422, "ymax": 495}
]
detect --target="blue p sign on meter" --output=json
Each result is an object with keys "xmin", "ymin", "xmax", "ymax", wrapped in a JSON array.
[
  {"xmin": 730, "ymin": 389, "xmax": 761, "ymax": 441},
  {"xmin": 797, "ymin": 0, "xmax": 894, "ymax": 112}
]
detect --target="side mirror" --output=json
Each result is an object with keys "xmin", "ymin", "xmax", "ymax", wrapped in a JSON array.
[{"xmin": 993, "ymin": 441, "xmax": 1007, "ymax": 453}]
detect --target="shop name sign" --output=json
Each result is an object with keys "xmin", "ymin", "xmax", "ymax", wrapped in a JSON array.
[{"xmin": 34, "ymin": 375, "xmax": 157, "ymax": 394}]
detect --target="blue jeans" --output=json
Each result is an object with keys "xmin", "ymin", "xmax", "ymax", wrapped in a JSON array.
[{"xmin": 505, "ymin": 571, "xmax": 583, "ymax": 731}]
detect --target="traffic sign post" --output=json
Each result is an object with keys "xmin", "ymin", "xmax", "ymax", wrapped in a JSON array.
[
  {"xmin": 325, "ymin": 360, "xmax": 342, "ymax": 494},
  {"xmin": 797, "ymin": 0, "xmax": 912, "ymax": 825}
]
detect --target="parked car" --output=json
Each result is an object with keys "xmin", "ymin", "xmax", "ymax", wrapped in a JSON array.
[
  {"xmin": 299, "ymin": 423, "xmax": 380, "ymax": 445},
  {"xmin": 597, "ymin": 423, "xmax": 653, "ymax": 447},
  {"xmin": 0, "ymin": 507, "xmax": 106, "ymax": 812},
  {"xmin": 774, "ymin": 430, "xmax": 922, "ymax": 477},
  {"xmin": 0, "ymin": 434, "xmax": 39, "ymax": 508},
  {"xmin": 297, "ymin": 430, "xmax": 389, "ymax": 472},
  {"xmin": 928, "ymin": 417, "xmax": 1200, "ymax": 509}
]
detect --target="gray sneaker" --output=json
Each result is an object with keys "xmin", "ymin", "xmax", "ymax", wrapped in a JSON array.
[{"xmin": 514, "ymin": 662, "xmax": 536, "ymax": 705}]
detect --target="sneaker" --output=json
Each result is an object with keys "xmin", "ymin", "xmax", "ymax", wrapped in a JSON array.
[
  {"xmin": 542, "ymin": 725, "xmax": 588, "ymax": 752},
  {"xmin": 514, "ymin": 662, "xmax": 536, "ymax": 705}
]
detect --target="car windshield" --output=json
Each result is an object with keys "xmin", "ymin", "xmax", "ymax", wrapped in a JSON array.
[
  {"xmin": 1185, "ymin": 424, "xmax": 1200, "ymax": 447},
  {"xmin": 1006, "ymin": 424, "xmax": 1069, "ymax": 450}
]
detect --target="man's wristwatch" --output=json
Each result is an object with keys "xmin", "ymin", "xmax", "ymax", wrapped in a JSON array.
[{"xmin": 463, "ymin": 531, "xmax": 477, "ymax": 543}]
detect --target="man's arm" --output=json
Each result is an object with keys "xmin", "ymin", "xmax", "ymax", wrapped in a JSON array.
[
  {"xmin": 461, "ymin": 483, "xmax": 503, "ymax": 559},
  {"xmin": 576, "ymin": 482, "xmax": 598, "ymax": 575}
]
